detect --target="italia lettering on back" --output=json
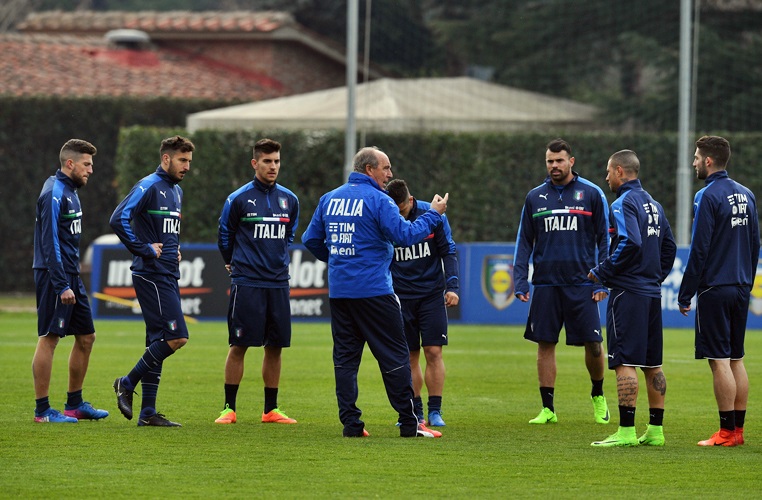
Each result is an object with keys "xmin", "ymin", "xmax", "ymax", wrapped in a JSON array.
[{"xmin": 326, "ymin": 198, "xmax": 364, "ymax": 217}]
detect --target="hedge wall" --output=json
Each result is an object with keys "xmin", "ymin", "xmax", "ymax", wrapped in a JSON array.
[
  {"xmin": 0, "ymin": 96, "xmax": 233, "ymax": 292},
  {"xmin": 112, "ymin": 126, "xmax": 762, "ymax": 253}
]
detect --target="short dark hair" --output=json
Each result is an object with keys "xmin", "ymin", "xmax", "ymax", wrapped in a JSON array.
[
  {"xmin": 353, "ymin": 146, "xmax": 382, "ymax": 173},
  {"xmin": 696, "ymin": 135, "xmax": 731, "ymax": 169},
  {"xmin": 160, "ymin": 135, "xmax": 195, "ymax": 157},
  {"xmin": 254, "ymin": 138, "xmax": 281, "ymax": 159},
  {"xmin": 546, "ymin": 138, "xmax": 572, "ymax": 156},
  {"xmin": 59, "ymin": 139, "xmax": 96, "ymax": 167},
  {"xmin": 609, "ymin": 149, "xmax": 640, "ymax": 175},
  {"xmin": 386, "ymin": 179, "xmax": 409, "ymax": 205}
]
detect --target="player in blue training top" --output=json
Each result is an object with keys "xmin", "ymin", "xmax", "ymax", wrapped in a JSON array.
[
  {"xmin": 513, "ymin": 139, "xmax": 611, "ymax": 426},
  {"xmin": 678, "ymin": 136, "xmax": 759, "ymax": 447},
  {"xmin": 302, "ymin": 146, "xmax": 448, "ymax": 438},
  {"xmin": 589, "ymin": 149, "xmax": 676, "ymax": 448},
  {"xmin": 387, "ymin": 179, "xmax": 458, "ymax": 427},
  {"xmin": 32, "ymin": 139, "xmax": 109, "ymax": 423},
  {"xmin": 214, "ymin": 138, "xmax": 300, "ymax": 425},
  {"xmin": 110, "ymin": 135, "xmax": 194, "ymax": 427}
]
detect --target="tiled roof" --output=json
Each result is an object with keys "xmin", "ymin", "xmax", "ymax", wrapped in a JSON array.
[
  {"xmin": 17, "ymin": 10, "xmax": 292, "ymax": 35},
  {"xmin": 0, "ymin": 33, "xmax": 284, "ymax": 100}
]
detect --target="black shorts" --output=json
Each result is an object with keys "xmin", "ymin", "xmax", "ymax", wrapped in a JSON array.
[
  {"xmin": 399, "ymin": 293, "xmax": 449, "ymax": 351},
  {"xmin": 523, "ymin": 286, "xmax": 603, "ymax": 345},
  {"xmin": 132, "ymin": 273, "xmax": 189, "ymax": 346},
  {"xmin": 34, "ymin": 269, "xmax": 94, "ymax": 337},
  {"xmin": 606, "ymin": 289, "xmax": 663, "ymax": 368},
  {"xmin": 695, "ymin": 286, "xmax": 749, "ymax": 360},
  {"xmin": 228, "ymin": 285, "xmax": 291, "ymax": 348}
]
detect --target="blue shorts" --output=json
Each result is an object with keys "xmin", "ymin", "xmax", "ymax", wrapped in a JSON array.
[
  {"xmin": 34, "ymin": 269, "xmax": 94, "ymax": 337},
  {"xmin": 132, "ymin": 273, "xmax": 189, "ymax": 346},
  {"xmin": 523, "ymin": 286, "xmax": 603, "ymax": 345},
  {"xmin": 606, "ymin": 289, "xmax": 663, "ymax": 368},
  {"xmin": 695, "ymin": 286, "xmax": 749, "ymax": 360},
  {"xmin": 399, "ymin": 293, "xmax": 449, "ymax": 350},
  {"xmin": 228, "ymin": 285, "xmax": 291, "ymax": 347}
]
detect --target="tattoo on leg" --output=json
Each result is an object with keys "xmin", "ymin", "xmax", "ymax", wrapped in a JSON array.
[
  {"xmin": 590, "ymin": 343, "xmax": 602, "ymax": 357},
  {"xmin": 616, "ymin": 375, "xmax": 638, "ymax": 406},
  {"xmin": 651, "ymin": 371, "xmax": 666, "ymax": 396}
]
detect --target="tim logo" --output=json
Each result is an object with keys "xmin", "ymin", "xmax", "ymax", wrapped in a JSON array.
[{"xmin": 482, "ymin": 254, "xmax": 514, "ymax": 310}]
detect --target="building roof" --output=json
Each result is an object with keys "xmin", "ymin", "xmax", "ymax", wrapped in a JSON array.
[
  {"xmin": 0, "ymin": 32, "xmax": 283, "ymax": 100},
  {"xmin": 17, "ymin": 10, "xmax": 292, "ymax": 37},
  {"xmin": 187, "ymin": 77, "xmax": 601, "ymax": 133}
]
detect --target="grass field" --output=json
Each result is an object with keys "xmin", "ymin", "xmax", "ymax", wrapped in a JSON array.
[{"xmin": 1, "ymin": 308, "xmax": 760, "ymax": 498}]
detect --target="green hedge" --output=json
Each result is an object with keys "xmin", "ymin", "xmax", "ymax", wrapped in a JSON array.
[
  {"xmin": 0, "ymin": 96, "xmax": 234, "ymax": 292},
  {"xmin": 114, "ymin": 127, "xmax": 762, "ymax": 251}
]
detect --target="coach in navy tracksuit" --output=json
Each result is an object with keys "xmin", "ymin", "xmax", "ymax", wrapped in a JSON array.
[
  {"xmin": 214, "ymin": 138, "xmax": 300, "ymax": 425},
  {"xmin": 678, "ymin": 136, "xmax": 759, "ymax": 447},
  {"xmin": 32, "ymin": 139, "xmax": 109, "ymax": 423},
  {"xmin": 387, "ymin": 179, "xmax": 458, "ymax": 427},
  {"xmin": 110, "ymin": 135, "xmax": 195, "ymax": 427},
  {"xmin": 589, "ymin": 149, "xmax": 676, "ymax": 448},
  {"xmin": 514, "ymin": 139, "xmax": 611, "ymax": 426},
  {"xmin": 302, "ymin": 146, "xmax": 448, "ymax": 438}
]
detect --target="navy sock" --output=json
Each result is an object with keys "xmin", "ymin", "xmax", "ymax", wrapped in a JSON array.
[
  {"xmin": 619, "ymin": 405, "xmax": 636, "ymax": 427},
  {"xmin": 735, "ymin": 410, "xmax": 746, "ymax": 429},
  {"xmin": 540, "ymin": 387, "xmax": 555, "ymax": 412},
  {"xmin": 720, "ymin": 410, "xmax": 735, "ymax": 431},
  {"xmin": 264, "ymin": 387, "xmax": 279, "ymax": 414},
  {"xmin": 35, "ymin": 396, "xmax": 50, "ymax": 415},
  {"xmin": 428, "ymin": 396, "xmax": 442, "ymax": 414},
  {"xmin": 224, "ymin": 384, "xmax": 239, "ymax": 412},
  {"xmin": 591, "ymin": 378, "xmax": 604, "ymax": 398},
  {"xmin": 648, "ymin": 407, "xmax": 664, "ymax": 426},
  {"xmin": 66, "ymin": 389, "xmax": 83, "ymax": 408},
  {"xmin": 140, "ymin": 362, "xmax": 162, "ymax": 417},
  {"xmin": 126, "ymin": 341, "xmax": 175, "ymax": 388}
]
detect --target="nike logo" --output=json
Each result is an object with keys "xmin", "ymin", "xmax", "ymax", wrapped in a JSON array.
[{"xmin": 602, "ymin": 411, "xmax": 610, "ymax": 422}]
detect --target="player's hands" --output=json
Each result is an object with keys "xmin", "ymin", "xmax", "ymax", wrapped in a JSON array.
[
  {"xmin": 516, "ymin": 292, "xmax": 529, "ymax": 303},
  {"xmin": 151, "ymin": 242, "xmax": 163, "ymax": 258},
  {"xmin": 225, "ymin": 264, "xmax": 232, "ymax": 275},
  {"xmin": 60, "ymin": 288, "xmax": 76, "ymax": 305},
  {"xmin": 679, "ymin": 304, "xmax": 691, "ymax": 316},
  {"xmin": 587, "ymin": 271, "xmax": 599, "ymax": 283},
  {"xmin": 431, "ymin": 193, "xmax": 449, "ymax": 215},
  {"xmin": 592, "ymin": 290, "xmax": 608, "ymax": 302},
  {"xmin": 445, "ymin": 291, "xmax": 459, "ymax": 307},
  {"xmin": 177, "ymin": 246, "xmax": 182, "ymax": 263}
]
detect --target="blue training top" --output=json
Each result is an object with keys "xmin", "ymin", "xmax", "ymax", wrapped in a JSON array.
[
  {"xmin": 33, "ymin": 170, "xmax": 84, "ymax": 295},
  {"xmin": 109, "ymin": 166, "xmax": 183, "ymax": 278},
  {"xmin": 218, "ymin": 177, "xmax": 299, "ymax": 288},
  {"xmin": 302, "ymin": 172, "xmax": 442, "ymax": 299},
  {"xmin": 590, "ymin": 179, "xmax": 676, "ymax": 298},
  {"xmin": 513, "ymin": 172, "xmax": 610, "ymax": 295},
  {"xmin": 391, "ymin": 198, "xmax": 459, "ymax": 299},
  {"xmin": 678, "ymin": 170, "xmax": 759, "ymax": 306}
]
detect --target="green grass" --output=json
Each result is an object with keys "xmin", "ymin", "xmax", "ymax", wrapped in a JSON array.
[{"xmin": 1, "ymin": 311, "xmax": 760, "ymax": 498}]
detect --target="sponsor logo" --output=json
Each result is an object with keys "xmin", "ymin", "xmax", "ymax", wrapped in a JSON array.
[{"xmin": 482, "ymin": 254, "xmax": 514, "ymax": 310}]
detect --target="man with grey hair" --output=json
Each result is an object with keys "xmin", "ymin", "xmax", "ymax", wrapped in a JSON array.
[{"xmin": 302, "ymin": 146, "xmax": 448, "ymax": 438}]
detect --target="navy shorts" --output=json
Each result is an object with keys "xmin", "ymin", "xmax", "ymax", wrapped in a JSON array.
[
  {"xmin": 695, "ymin": 286, "xmax": 749, "ymax": 360},
  {"xmin": 399, "ymin": 293, "xmax": 449, "ymax": 350},
  {"xmin": 524, "ymin": 286, "xmax": 603, "ymax": 345},
  {"xmin": 228, "ymin": 285, "xmax": 291, "ymax": 348},
  {"xmin": 606, "ymin": 289, "xmax": 663, "ymax": 368},
  {"xmin": 34, "ymin": 269, "xmax": 95, "ymax": 337},
  {"xmin": 132, "ymin": 273, "xmax": 189, "ymax": 346}
]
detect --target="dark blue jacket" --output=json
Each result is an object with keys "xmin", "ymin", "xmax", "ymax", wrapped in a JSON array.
[
  {"xmin": 513, "ymin": 172, "xmax": 609, "ymax": 294},
  {"xmin": 678, "ymin": 170, "xmax": 760, "ymax": 306},
  {"xmin": 33, "ymin": 170, "xmax": 83, "ymax": 295},
  {"xmin": 109, "ymin": 166, "xmax": 183, "ymax": 278},
  {"xmin": 302, "ymin": 172, "xmax": 442, "ymax": 299},
  {"xmin": 590, "ymin": 179, "xmax": 676, "ymax": 298},
  {"xmin": 391, "ymin": 198, "xmax": 459, "ymax": 299},
  {"xmin": 218, "ymin": 177, "xmax": 299, "ymax": 287}
]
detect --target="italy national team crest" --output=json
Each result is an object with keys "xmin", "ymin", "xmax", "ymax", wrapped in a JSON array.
[
  {"xmin": 574, "ymin": 190, "xmax": 584, "ymax": 201},
  {"xmin": 279, "ymin": 197, "xmax": 289, "ymax": 210},
  {"xmin": 482, "ymin": 255, "xmax": 515, "ymax": 310}
]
